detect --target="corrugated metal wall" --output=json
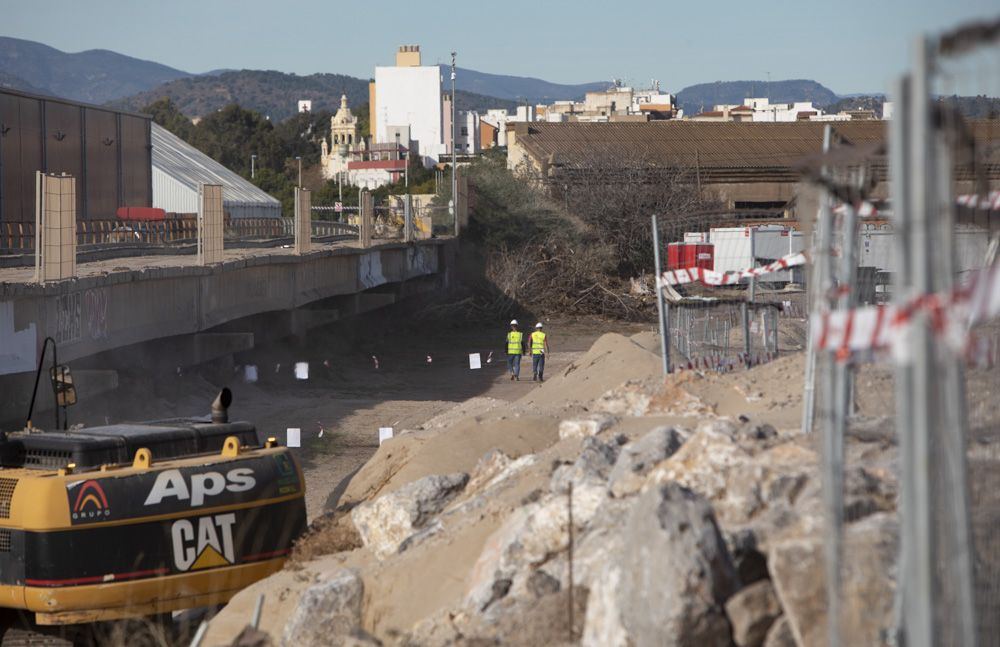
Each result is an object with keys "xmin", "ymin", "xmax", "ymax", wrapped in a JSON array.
[{"xmin": 0, "ymin": 88, "xmax": 152, "ymax": 230}]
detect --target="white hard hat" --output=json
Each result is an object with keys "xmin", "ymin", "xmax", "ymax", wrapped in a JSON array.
[
  {"xmin": 535, "ymin": 322, "xmax": 543, "ymax": 328},
  {"xmin": 510, "ymin": 319, "xmax": 518, "ymax": 325}
]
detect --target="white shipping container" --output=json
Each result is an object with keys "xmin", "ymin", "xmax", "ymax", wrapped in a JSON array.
[
  {"xmin": 859, "ymin": 224, "xmax": 989, "ymax": 275},
  {"xmin": 708, "ymin": 226, "xmax": 804, "ymax": 282}
]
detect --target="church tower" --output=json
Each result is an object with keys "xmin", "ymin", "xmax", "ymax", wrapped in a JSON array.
[{"xmin": 321, "ymin": 94, "xmax": 360, "ymax": 179}]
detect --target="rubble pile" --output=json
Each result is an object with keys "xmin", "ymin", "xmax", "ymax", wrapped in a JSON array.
[{"xmin": 204, "ymin": 332, "xmax": 919, "ymax": 647}]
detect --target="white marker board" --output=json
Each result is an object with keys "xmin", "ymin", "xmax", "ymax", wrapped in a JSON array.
[
  {"xmin": 294, "ymin": 362, "xmax": 309, "ymax": 380},
  {"xmin": 287, "ymin": 428, "xmax": 301, "ymax": 447},
  {"xmin": 468, "ymin": 353, "xmax": 481, "ymax": 369},
  {"xmin": 378, "ymin": 427, "xmax": 394, "ymax": 445}
]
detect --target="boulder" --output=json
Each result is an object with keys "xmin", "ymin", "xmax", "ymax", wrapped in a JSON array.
[
  {"xmin": 762, "ymin": 616, "xmax": 796, "ymax": 647},
  {"xmin": 558, "ymin": 413, "xmax": 618, "ymax": 440},
  {"xmin": 608, "ymin": 426, "xmax": 684, "ymax": 497},
  {"xmin": 582, "ymin": 483, "xmax": 738, "ymax": 647},
  {"xmin": 465, "ymin": 482, "xmax": 608, "ymax": 613},
  {"xmin": 593, "ymin": 380, "xmax": 654, "ymax": 416},
  {"xmin": 351, "ymin": 473, "xmax": 468, "ymax": 559},
  {"xmin": 281, "ymin": 569, "xmax": 363, "ymax": 647},
  {"xmin": 724, "ymin": 580, "xmax": 782, "ymax": 647},
  {"xmin": 768, "ymin": 513, "xmax": 898, "ymax": 647},
  {"xmin": 550, "ymin": 436, "xmax": 619, "ymax": 494}
]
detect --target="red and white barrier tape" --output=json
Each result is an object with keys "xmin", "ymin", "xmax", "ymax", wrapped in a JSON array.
[
  {"xmin": 834, "ymin": 191, "xmax": 1000, "ymax": 217},
  {"xmin": 811, "ymin": 257, "xmax": 1000, "ymax": 358},
  {"xmin": 659, "ymin": 251, "xmax": 808, "ymax": 287}
]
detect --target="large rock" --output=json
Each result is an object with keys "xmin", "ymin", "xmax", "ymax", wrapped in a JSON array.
[
  {"xmin": 648, "ymin": 420, "xmax": 824, "ymax": 549},
  {"xmin": 558, "ymin": 413, "xmax": 618, "ymax": 440},
  {"xmin": 768, "ymin": 513, "xmax": 898, "ymax": 647},
  {"xmin": 725, "ymin": 580, "xmax": 782, "ymax": 647},
  {"xmin": 582, "ymin": 483, "xmax": 738, "ymax": 647},
  {"xmin": 550, "ymin": 436, "xmax": 619, "ymax": 494},
  {"xmin": 351, "ymin": 473, "xmax": 468, "ymax": 559},
  {"xmin": 608, "ymin": 426, "xmax": 684, "ymax": 497},
  {"xmin": 465, "ymin": 479, "xmax": 608, "ymax": 613},
  {"xmin": 762, "ymin": 616, "xmax": 796, "ymax": 647},
  {"xmin": 281, "ymin": 569, "xmax": 363, "ymax": 647}
]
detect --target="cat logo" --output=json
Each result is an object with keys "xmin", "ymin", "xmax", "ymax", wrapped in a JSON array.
[
  {"xmin": 71, "ymin": 480, "xmax": 111, "ymax": 520},
  {"xmin": 171, "ymin": 513, "xmax": 236, "ymax": 572}
]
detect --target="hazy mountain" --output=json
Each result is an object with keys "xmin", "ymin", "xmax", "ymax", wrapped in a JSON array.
[
  {"xmin": 0, "ymin": 36, "xmax": 192, "ymax": 103},
  {"xmin": 0, "ymin": 70, "xmax": 48, "ymax": 95},
  {"xmin": 676, "ymin": 79, "xmax": 839, "ymax": 115},
  {"xmin": 114, "ymin": 69, "xmax": 517, "ymax": 122},
  {"xmin": 441, "ymin": 65, "xmax": 609, "ymax": 104}
]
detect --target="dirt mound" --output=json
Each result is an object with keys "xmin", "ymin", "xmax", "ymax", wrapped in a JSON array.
[
  {"xmin": 338, "ymin": 416, "xmax": 561, "ymax": 508},
  {"xmin": 516, "ymin": 332, "xmax": 664, "ymax": 413}
]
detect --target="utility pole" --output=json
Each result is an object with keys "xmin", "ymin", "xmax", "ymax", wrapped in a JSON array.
[
  {"xmin": 251, "ymin": 154, "xmax": 257, "ymax": 179},
  {"xmin": 295, "ymin": 156, "xmax": 302, "ymax": 188},
  {"xmin": 451, "ymin": 51, "xmax": 458, "ymax": 237}
]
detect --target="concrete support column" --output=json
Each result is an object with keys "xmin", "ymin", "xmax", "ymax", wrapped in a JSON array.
[
  {"xmin": 38, "ymin": 172, "xmax": 77, "ymax": 282},
  {"xmin": 360, "ymin": 191, "xmax": 373, "ymax": 248},
  {"xmin": 198, "ymin": 184, "xmax": 224, "ymax": 265},
  {"xmin": 404, "ymin": 194, "xmax": 413, "ymax": 244},
  {"xmin": 294, "ymin": 187, "xmax": 312, "ymax": 255}
]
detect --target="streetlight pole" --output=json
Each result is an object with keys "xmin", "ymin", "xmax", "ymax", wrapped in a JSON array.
[
  {"xmin": 295, "ymin": 156, "xmax": 302, "ymax": 188},
  {"xmin": 251, "ymin": 154, "xmax": 256, "ymax": 179},
  {"xmin": 451, "ymin": 51, "xmax": 458, "ymax": 237}
]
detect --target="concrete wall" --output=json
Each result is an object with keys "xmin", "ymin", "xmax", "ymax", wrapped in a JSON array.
[{"xmin": 0, "ymin": 241, "xmax": 450, "ymax": 376}]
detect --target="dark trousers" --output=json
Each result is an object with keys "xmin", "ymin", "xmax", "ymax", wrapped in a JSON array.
[
  {"xmin": 532, "ymin": 354, "xmax": 545, "ymax": 379},
  {"xmin": 507, "ymin": 353, "xmax": 521, "ymax": 377}
]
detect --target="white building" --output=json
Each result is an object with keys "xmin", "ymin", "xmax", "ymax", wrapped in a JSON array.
[
  {"xmin": 455, "ymin": 110, "xmax": 481, "ymax": 154},
  {"xmin": 373, "ymin": 46, "xmax": 447, "ymax": 166},
  {"xmin": 297, "ymin": 100, "xmax": 312, "ymax": 113}
]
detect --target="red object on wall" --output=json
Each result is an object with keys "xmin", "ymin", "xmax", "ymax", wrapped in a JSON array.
[
  {"xmin": 667, "ymin": 242, "xmax": 714, "ymax": 271},
  {"xmin": 116, "ymin": 207, "xmax": 166, "ymax": 221}
]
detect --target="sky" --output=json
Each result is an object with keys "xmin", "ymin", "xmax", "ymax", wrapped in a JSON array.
[{"xmin": 3, "ymin": 0, "xmax": 998, "ymax": 95}]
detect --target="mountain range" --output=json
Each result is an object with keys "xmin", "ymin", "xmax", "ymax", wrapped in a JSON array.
[
  {"xmin": 2, "ymin": 35, "xmax": 871, "ymax": 122},
  {"xmin": 0, "ymin": 36, "xmax": 192, "ymax": 103}
]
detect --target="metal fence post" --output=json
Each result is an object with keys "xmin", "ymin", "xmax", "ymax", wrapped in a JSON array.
[
  {"xmin": 902, "ymin": 34, "xmax": 936, "ymax": 647},
  {"xmin": 652, "ymin": 214, "xmax": 670, "ymax": 375}
]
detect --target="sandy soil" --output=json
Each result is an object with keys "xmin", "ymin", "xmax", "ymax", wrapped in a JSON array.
[{"xmin": 46, "ymin": 313, "xmax": 648, "ymax": 520}]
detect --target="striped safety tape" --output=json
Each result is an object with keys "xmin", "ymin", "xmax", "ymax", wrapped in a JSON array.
[
  {"xmin": 810, "ymin": 256, "xmax": 1000, "ymax": 356},
  {"xmin": 834, "ymin": 191, "xmax": 1000, "ymax": 217},
  {"xmin": 658, "ymin": 251, "xmax": 808, "ymax": 288}
]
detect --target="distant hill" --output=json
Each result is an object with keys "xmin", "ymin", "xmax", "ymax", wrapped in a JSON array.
[
  {"xmin": 443, "ymin": 65, "xmax": 608, "ymax": 104},
  {"xmin": 0, "ymin": 70, "xmax": 48, "ymax": 95},
  {"xmin": 823, "ymin": 95, "xmax": 887, "ymax": 117},
  {"xmin": 0, "ymin": 36, "xmax": 192, "ymax": 104},
  {"xmin": 114, "ymin": 69, "xmax": 517, "ymax": 122},
  {"xmin": 676, "ymin": 79, "xmax": 839, "ymax": 115}
]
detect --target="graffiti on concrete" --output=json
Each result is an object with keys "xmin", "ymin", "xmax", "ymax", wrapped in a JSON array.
[
  {"xmin": 359, "ymin": 252, "xmax": 387, "ymax": 289},
  {"xmin": 56, "ymin": 293, "xmax": 82, "ymax": 344},
  {"xmin": 83, "ymin": 288, "xmax": 109, "ymax": 340}
]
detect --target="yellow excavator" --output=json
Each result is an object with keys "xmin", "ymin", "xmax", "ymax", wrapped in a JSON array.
[{"xmin": 0, "ymin": 338, "xmax": 306, "ymax": 645}]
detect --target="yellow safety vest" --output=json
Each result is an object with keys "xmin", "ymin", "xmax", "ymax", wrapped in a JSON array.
[
  {"xmin": 531, "ymin": 331, "xmax": 546, "ymax": 354},
  {"xmin": 507, "ymin": 331, "xmax": 523, "ymax": 355}
]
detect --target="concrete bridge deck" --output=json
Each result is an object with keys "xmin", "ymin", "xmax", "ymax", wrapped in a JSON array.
[{"xmin": 1, "ymin": 238, "xmax": 455, "ymax": 422}]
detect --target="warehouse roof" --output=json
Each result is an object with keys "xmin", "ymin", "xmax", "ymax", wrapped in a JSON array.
[
  {"xmin": 510, "ymin": 121, "xmax": 888, "ymax": 172},
  {"xmin": 151, "ymin": 123, "xmax": 279, "ymax": 208}
]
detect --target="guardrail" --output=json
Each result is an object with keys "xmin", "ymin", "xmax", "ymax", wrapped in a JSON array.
[{"xmin": 2, "ymin": 217, "xmax": 359, "ymax": 253}]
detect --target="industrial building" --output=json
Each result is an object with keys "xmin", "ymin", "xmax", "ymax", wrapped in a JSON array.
[
  {"xmin": 0, "ymin": 88, "xmax": 152, "ymax": 228},
  {"xmin": 151, "ymin": 123, "xmax": 281, "ymax": 219}
]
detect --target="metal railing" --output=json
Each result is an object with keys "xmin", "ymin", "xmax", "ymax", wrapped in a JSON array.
[{"xmin": 2, "ymin": 217, "xmax": 358, "ymax": 254}]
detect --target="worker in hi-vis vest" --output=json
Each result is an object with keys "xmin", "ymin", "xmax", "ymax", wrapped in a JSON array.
[
  {"xmin": 506, "ymin": 319, "xmax": 525, "ymax": 381},
  {"xmin": 529, "ymin": 322, "xmax": 549, "ymax": 382}
]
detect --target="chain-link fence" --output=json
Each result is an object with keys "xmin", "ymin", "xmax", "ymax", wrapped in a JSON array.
[
  {"xmin": 652, "ymin": 211, "xmax": 808, "ymax": 371},
  {"xmin": 803, "ymin": 17, "xmax": 1000, "ymax": 647}
]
